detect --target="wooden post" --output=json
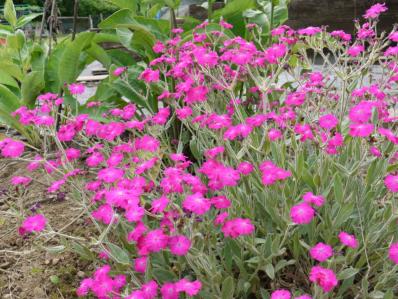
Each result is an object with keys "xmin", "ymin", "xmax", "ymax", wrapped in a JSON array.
[
  {"xmin": 89, "ymin": 15, "xmax": 93, "ymax": 31},
  {"xmin": 48, "ymin": 0, "xmax": 56, "ymax": 54},
  {"xmin": 39, "ymin": 0, "xmax": 49, "ymax": 42},
  {"xmin": 72, "ymin": 0, "xmax": 79, "ymax": 41}
]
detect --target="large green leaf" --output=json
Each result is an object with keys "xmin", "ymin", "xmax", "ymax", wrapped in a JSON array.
[
  {"xmin": 86, "ymin": 43, "xmax": 112, "ymax": 69},
  {"xmin": 0, "ymin": 61, "xmax": 23, "ymax": 81},
  {"xmin": 58, "ymin": 32, "xmax": 95, "ymax": 85},
  {"xmin": 0, "ymin": 69, "xmax": 18, "ymax": 88},
  {"xmin": 45, "ymin": 42, "xmax": 66, "ymax": 93},
  {"xmin": 21, "ymin": 71, "xmax": 45, "ymax": 106},
  {"xmin": 99, "ymin": 9, "xmax": 135, "ymax": 29},
  {"xmin": 16, "ymin": 13, "xmax": 42, "ymax": 29},
  {"xmin": 213, "ymin": 0, "xmax": 256, "ymax": 20},
  {"xmin": 4, "ymin": 0, "xmax": 17, "ymax": 28},
  {"xmin": 107, "ymin": 0, "xmax": 138, "ymax": 11}
]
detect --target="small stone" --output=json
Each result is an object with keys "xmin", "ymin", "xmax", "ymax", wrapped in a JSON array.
[
  {"xmin": 52, "ymin": 258, "xmax": 60, "ymax": 265},
  {"xmin": 44, "ymin": 259, "xmax": 50, "ymax": 265},
  {"xmin": 33, "ymin": 287, "xmax": 46, "ymax": 297},
  {"xmin": 77, "ymin": 271, "xmax": 85, "ymax": 278}
]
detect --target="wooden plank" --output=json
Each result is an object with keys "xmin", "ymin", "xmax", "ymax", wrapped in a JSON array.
[{"xmin": 76, "ymin": 75, "xmax": 108, "ymax": 82}]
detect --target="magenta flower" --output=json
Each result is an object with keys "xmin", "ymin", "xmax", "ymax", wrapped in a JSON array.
[
  {"xmin": 176, "ymin": 279, "xmax": 202, "ymax": 296},
  {"xmin": 97, "ymin": 167, "xmax": 124, "ymax": 183},
  {"xmin": 298, "ymin": 26, "xmax": 321, "ymax": 36},
  {"xmin": 222, "ymin": 218, "xmax": 255, "ymax": 238},
  {"xmin": 141, "ymin": 280, "xmax": 158, "ymax": 298},
  {"xmin": 338, "ymin": 232, "xmax": 359, "ymax": 248},
  {"xmin": 139, "ymin": 68, "xmax": 160, "ymax": 83},
  {"xmin": 363, "ymin": 3, "xmax": 388, "ymax": 18},
  {"xmin": 295, "ymin": 295, "xmax": 312, "ymax": 299},
  {"xmin": 290, "ymin": 202, "xmax": 315, "ymax": 224},
  {"xmin": 168, "ymin": 235, "xmax": 191, "ymax": 256},
  {"xmin": 68, "ymin": 83, "xmax": 85, "ymax": 95},
  {"xmin": 389, "ymin": 242, "xmax": 398, "ymax": 264},
  {"xmin": 142, "ymin": 229, "xmax": 169, "ymax": 253},
  {"xmin": 11, "ymin": 176, "xmax": 32, "ymax": 186},
  {"xmin": 182, "ymin": 193, "xmax": 211, "ymax": 215},
  {"xmin": 347, "ymin": 45, "xmax": 365, "ymax": 57},
  {"xmin": 134, "ymin": 256, "xmax": 148, "ymax": 273},
  {"xmin": 0, "ymin": 138, "xmax": 25, "ymax": 158},
  {"xmin": 389, "ymin": 31, "xmax": 398, "ymax": 42},
  {"xmin": 309, "ymin": 266, "xmax": 338, "ymax": 292},
  {"xmin": 268, "ymin": 128, "xmax": 283, "ymax": 141},
  {"xmin": 19, "ymin": 214, "xmax": 47, "ymax": 235},
  {"xmin": 309, "ymin": 242, "xmax": 333, "ymax": 262},
  {"xmin": 319, "ymin": 114, "xmax": 338, "ymax": 130},
  {"xmin": 303, "ymin": 192, "xmax": 325, "ymax": 207},
  {"xmin": 160, "ymin": 282, "xmax": 178, "ymax": 299},
  {"xmin": 385, "ymin": 174, "xmax": 398, "ymax": 192},
  {"xmin": 271, "ymin": 289, "xmax": 292, "ymax": 299},
  {"xmin": 113, "ymin": 66, "xmax": 127, "ymax": 76},
  {"xmin": 237, "ymin": 161, "xmax": 254, "ymax": 175},
  {"xmin": 176, "ymin": 106, "xmax": 192, "ymax": 120},
  {"xmin": 184, "ymin": 85, "xmax": 208, "ymax": 104},
  {"xmin": 349, "ymin": 123, "xmax": 374, "ymax": 137},
  {"xmin": 370, "ymin": 146, "xmax": 381, "ymax": 157},
  {"xmin": 271, "ymin": 289, "xmax": 291, "ymax": 299},
  {"xmin": 92, "ymin": 204, "xmax": 114, "ymax": 225}
]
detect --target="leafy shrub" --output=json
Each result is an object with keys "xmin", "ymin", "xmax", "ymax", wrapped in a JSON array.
[{"xmin": 2, "ymin": 3, "xmax": 398, "ymax": 299}]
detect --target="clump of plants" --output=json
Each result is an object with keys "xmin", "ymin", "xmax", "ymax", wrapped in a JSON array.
[{"xmin": 2, "ymin": 3, "xmax": 398, "ymax": 298}]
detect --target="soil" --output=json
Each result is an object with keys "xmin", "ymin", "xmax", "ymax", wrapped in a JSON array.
[{"xmin": 0, "ymin": 158, "xmax": 93, "ymax": 299}]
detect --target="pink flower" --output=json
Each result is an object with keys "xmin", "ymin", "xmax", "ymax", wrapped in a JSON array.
[
  {"xmin": 385, "ymin": 174, "xmax": 398, "ymax": 192},
  {"xmin": 370, "ymin": 146, "xmax": 381, "ymax": 157},
  {"xmin": 11, "ymin": 176, "xmax": 32, "ymax": 186},
  {"xmin": 1, "ymin": 138, "xmax": 25, "ymax": 158},
  {"xmin": 76, "ymin": 278, "xmax": 93, "ymax": 297},
  {"xmin": 271, "ymin": 289, "xmax": 291, "ymax": 299},
  {"xmin": 338, "ymin": 232, "xmax": 359, "ymax": 248},
  {"xmin": 142, "ymin": 229, "xmax": 169, "ymax": 253},
  {"xmin": 222, "ymin": 218, "xmax": 255, "ymax": 238},
  {"xmin": 125, "ymin": 206, "xmax": 145, "ymax": 222},
  {"xmin": 295, "ymin": 295, "xmax": 312, "ymax": 299},
  {"xmin": 290, "ymin": 202, "xmax": 315, "ymax": 224},
  {"xmin": 134, "ymin": 256, "xmax": 148, "ymax": 273},
  {"xmin": 388, "ymin": 242, "xmax": 398, "ymax": 264},
  {"xmin": 268, "ymin": 128, "xmax": 283, "ymax": 141},
  {"xmin": 176, "ymin": 279, "xmax": 202, "ymax": 296},
  {"xmin": 237, "ymin": 161, "xmax": 254, "ymax": 175},
  {"xmin": 176, "ymin": 107, "xmax": 192, "ymax": 120},
  {"xmin": 135, "ymin": 135, "xmax": 160, "ymax": 152},
  {"xmin": 139, "ymin": 68, "xmax": 160, "ymax": 83},
  {"xmin": 185, "ymin": 86, "xmax": 208, "ymax": 103},
  {"xmin": 319, "ymin": 114, "xmax": 338, "ymax": 130},
  {"xmin": 363, "ymin": 3, "xmax": 387, "ymax": 19},
  {"xmin": 183, "ymin": 193, "xmax": 211, "ymax": 215},
  {"xmin": 151, "ymin": 195, "xmax": 169, "ymax": 214},
  {"xmin": 298, "ymin": 26, "xmax": 321, "ymax": 36},
  {"xmin": 349, "ymin": 123, "xmax": 374, "ymax": 137},
  {"xmin": 168, "ymin": 235, "xmax": 191, "ymax": 256},
  {"xmin": 65, "ymin": 148, "xmax": 80, "ymax": 161},
  {"xmin": 92, "ymin": 204, "xmax": 114, "ymax": 225},
  {"xmin": 153, "ymin": 41, "xmax": 165, "ymax": 53},
  {"xmin": 86, "ymin": 152, "xmax": 104, "ymax": 167},
  {"xmin": 309, "ymin": 266, "xmax": 338, "ymax": 292},
  {"xmin": 303, "ymin": 192, "xmax": 325, "ymax": 207},
  {"xmin": 260, "ymin": 161, "xmax": 291, "ymax": 186},
  {"xmin": 113, "ymin": 67, "xmax": 127, "ymax": 76},
  {"xmin": 214, "ymin": 212, "xmax": 229, "ymax": 225},
  {"xmin": 347, "ymin": 45, "xmax": 365, "ymax": 57},
  {"xmin": 98, "ymin": 167, "xmax": 124, "ymax": 183},
  {"xmin": 309, "ymin": 242, "xmax": 333, "ymax": 262},
  {"xmin": 389, "ymin": 31, "xmax": 398, "ymax": 42},
  {"xmin": 142, "ymin": 280, "xmax": 158, "ymax": 298},
  {"xmin": 161, "ymin": 282, "xmax": 178, "ymax": 299},
  {"xmin": 68, "ymin": 83, "xmax": 85, "ymax": 95},
  {"xmin": 19, "ymin": 214, "xmax": 46, "ymax": 235}
]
